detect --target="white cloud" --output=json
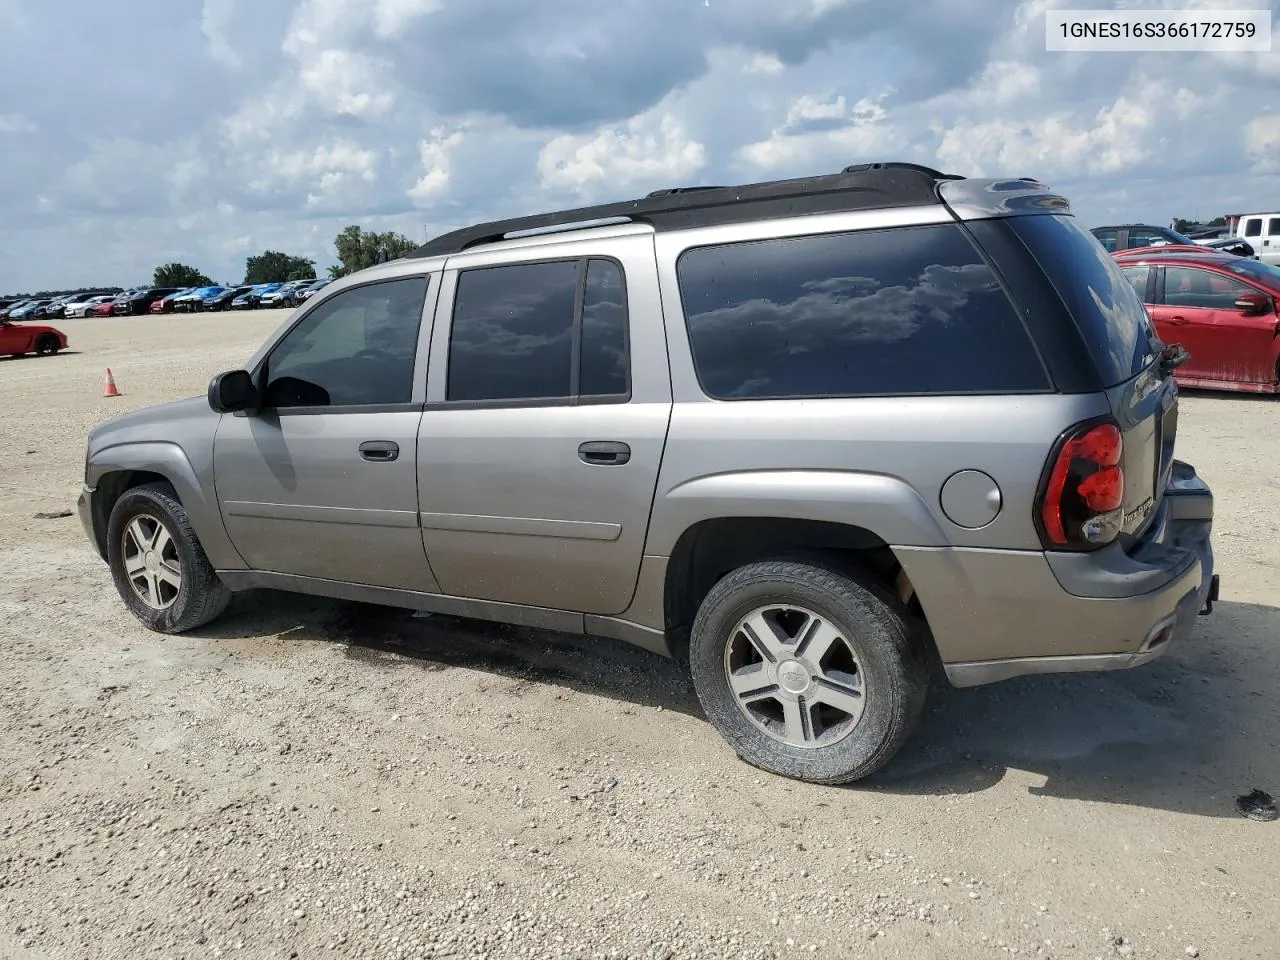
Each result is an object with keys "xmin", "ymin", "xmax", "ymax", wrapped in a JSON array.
[
  {"xmin": 372, "ymin": 0, "xmax": 442, "ymax": 39},
  {"xmin": 0, "ymin": 114, "xmax": 36, "ymax": 135},
  {"xmin": 298, "ymin": 49, "xmax": 396, "ymax": 117},
  {"xmin": 538, "ymin": 113, "xmax": 707, "ymax": 195},
  {"xmin": 201, "ymin": 0, "xmax": 241, "ymax": 69},
  {"xmin": 1244, "ymin": 115, "xmax": 1280, "ymax": 170},
  {"xmin": 408, "ymin": 127, "xmax": 464, "ymax": 206},
  {"xmin": 738, "ymin": 90, "xmax": 895, "ymax": 173},
  {"xmin": 785, "ymin": 95, "xmax": 848, "ymax": 128}
]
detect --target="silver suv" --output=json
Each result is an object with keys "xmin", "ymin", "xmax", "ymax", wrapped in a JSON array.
[{"xmin": 77, "ymin": 162, "xmax": 1219, "ymax": 784}]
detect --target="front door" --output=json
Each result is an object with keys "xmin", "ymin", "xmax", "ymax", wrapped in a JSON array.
[
  {"xmin": 213, "ymin": 273, "xmax": 439, "ymax": 591},
  {"xmin": 417, "ymin": 240, "xmax": 671, "ymax": 616},
  {"xmin": 1153, "ymin": 264, "xmax": 1277, "ymax": 385}
]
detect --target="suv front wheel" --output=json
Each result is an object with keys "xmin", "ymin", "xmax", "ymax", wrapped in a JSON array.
[
  {"xmin": 106, "ymin": 482, "xmax": 232, "ymax": 633},
  {"xmin": 688, "ymin": 558, "xmax": 928, "ymax": 784}
]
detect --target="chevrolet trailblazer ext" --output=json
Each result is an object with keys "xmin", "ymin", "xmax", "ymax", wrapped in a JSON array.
[{"xmin": 78, "ymin": 163, "xmax": 1219, "ymax": 784}]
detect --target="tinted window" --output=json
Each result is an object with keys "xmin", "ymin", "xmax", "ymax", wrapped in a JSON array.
[
  {"xmin": 1225, "ymin": 257, "xmax": 1280, "ymax": 287},
  {"xmin": 579, "ymin": 260, "xmax": 629, "ymax": 397},
  {"xmin": 1244, "ymin": 218, "xmax": 1262, "ymax": 237},
  {"xmin": 1093, "ymin": 229, "xmax": 1119, "ymax": 252},
  {"xmin": 677, "ymin": 224, "xmax": 1048, "ymax": 400},
  {"xmin": 1008, "ymin": 214, "xmax": 1158, "ymax": 387},
  {"xmin": 448, "ymin": 261, "xmax": 577, "ymax": 402},
  {"xmin": 1269, "ymin": 218, "xmax": 1280, "ymax": 236},
  {"xmin": 264, "ymin": 276, "xmax": 428, "ymax": 408},
  {"xmin": 1163, "ymin": 266, "xmax": 1255, "ymax": 310},
  {"xmin": 1120, "ymin": 265, "xmax": 1151, "ymax": 301}
]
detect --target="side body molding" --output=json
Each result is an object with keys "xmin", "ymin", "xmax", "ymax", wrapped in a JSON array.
[
  {"xmin": 86, "ymin": 441, "xmax": 246, "ymax": 570},
  {"xmin": 644, "ymin": 469, "xmax": 953, "ymax": 556}
]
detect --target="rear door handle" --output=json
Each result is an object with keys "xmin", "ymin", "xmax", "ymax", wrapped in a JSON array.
[
  {"xmin": 359, "ymin": 440, "xmax": 399, "ymax": 462},
  {"xmin": 1167, "ymin": 316, "xmax": 1188, "ymax": 325},
  {"xmin": 578, "ymin": 441, "xmax": 631, "ymax": 466}
]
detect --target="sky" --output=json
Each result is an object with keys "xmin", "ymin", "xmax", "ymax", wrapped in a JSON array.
[{"xmin": 1, "ymin": 0, "xmax": 1278, "ymax": 293}]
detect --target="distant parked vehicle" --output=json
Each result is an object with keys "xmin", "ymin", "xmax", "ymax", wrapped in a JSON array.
[
  {"xmin": 91, "ymin": 300, "xmax": 115, "ymax": 318},
  {"xmin": 0, "ymin": 316, "xmax": 68, "ymax": 357},
  {"xmin": 65, "ymin": 295, "xmax": 116, "ymax": 318},
  {"xmin": 258, "ymin": 281, "xmax": 308, "ymax": 309},
  {"xmin": 172, "ymin": 286, "xmax": 227, "ymax": 312},
  {"xmin": 1093, "ymin": 224, "xmax": 1254, "ymax": 259},
  {"xmin": 1232, "ymin": 213, "xmax": 1280, "ymax": 266},
  {"xmin": 150, "ymin": 289, "xmax": 197, "ymax": 314},
  {"xmin": 296, "ymin": 278, "xmax": 332, "ymax": 303},
  {"xmin": 114, "ymin": 287, "xmax": 181, "ymax": 316},
  {"xmin": 0, "ymin": 299, "xmax": 33, "ymax": 320},
  {"xmin": 230, "ymin": 283, "xmax": 281, "ymax": 310},
  {"xmin": 11, "ymin": 299, "xmax": 54, "ymax": 321},
  {"xmin": 203, "ymin": 286, "xmax": 254, "ymax": 312},
  {"xmin": 1114, "ymin": 246, "xmax": 1280, "ymax": 393}
]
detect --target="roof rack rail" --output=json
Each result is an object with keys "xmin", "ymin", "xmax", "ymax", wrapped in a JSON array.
[{"xmin": 406, "ymin": 162, "xmax": 963, "ymax": 259}]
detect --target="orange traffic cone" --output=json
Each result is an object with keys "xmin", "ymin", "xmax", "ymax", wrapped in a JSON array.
[{"xmin": 103, "ymin": 368, "xmax": 120, "ymax": 398}]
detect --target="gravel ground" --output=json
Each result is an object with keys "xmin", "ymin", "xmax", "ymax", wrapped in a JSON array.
[{"xmin": 1, "ymin": 311, "xmax": 1277, "ymax": 960}]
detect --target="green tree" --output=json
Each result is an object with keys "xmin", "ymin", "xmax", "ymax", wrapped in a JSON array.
[
  {"xmin": 1173, "ymin": 219, "xmax": 1190, "ymax": 234},
  {"xmin": 154, "ymin": 263, "xmax": 213, "ymax": 288},
  {"xmin": 244, "ymin": 251, "xmax": 317, "ymax": 285},
  {"xmin": 330, "ymin": 226, "xmax": 417, "ymax": 278}
]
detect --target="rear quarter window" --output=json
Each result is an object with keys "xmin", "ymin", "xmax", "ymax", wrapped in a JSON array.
[
  {"xmin": 1006, "ymin": 214, "xmax": 1158, "ymax": 388},
  {"xmin": 676, "ymin": 223, "xmax": 1050, "ymax": 400}
]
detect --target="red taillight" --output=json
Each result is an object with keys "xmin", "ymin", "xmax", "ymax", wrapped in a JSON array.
[{"xmin": 1039, "ymin": 422, "xmax": 1125, "ymax": 548}]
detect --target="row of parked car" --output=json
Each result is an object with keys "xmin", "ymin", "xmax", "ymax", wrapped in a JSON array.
[
  {"xmin": 1089, "ymin": 220, "xmax": 1279, "ymax": 263},
  {"xmin": 0, "ymin": 278, "xmax": 333, "ymax": 322}
]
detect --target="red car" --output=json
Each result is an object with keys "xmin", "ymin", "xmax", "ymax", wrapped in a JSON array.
[
  {"xmin": 0, "ymin": 318, "xmax": 69, "ymax": 357},
  {"xmin": 91, "ymin": 301, "xmax": 114, "ymax": 317},
  {"xmin": 1113, "ymin": 247, "xmax": 1280, "ymax": 394}
]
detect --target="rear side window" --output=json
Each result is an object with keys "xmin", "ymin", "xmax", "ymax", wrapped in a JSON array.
[
  {"xmin": 676, "ymin": 224, "xmax": 1049, "ymax": 400},
  {"xmin": 1269, "ymin": 218, "xmax": 1280, "ymax": 237},
  {"xmin": 447, "ymin": 258, "xmax": 630, "ymax": 403},
  {"xmin": 1120, "ymin": 265, "xmax": 1152, "ymax": 301},
  {"xmin": 1007, "ymin": 214, "xmax": 1158, "ymax": 387}
]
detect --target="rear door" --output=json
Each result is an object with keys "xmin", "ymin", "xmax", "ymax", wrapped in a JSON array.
[
  {"xmin": 416, "ymin": 232, "xmax": 671, "ymax": 616},
  {"xmin": 1155, "ymin": 264, "xmax": 1278, "ymax": 385}
]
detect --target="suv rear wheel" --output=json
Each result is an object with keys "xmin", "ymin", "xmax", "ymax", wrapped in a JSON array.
[
  {"xmin": 106, "ymin": 483, "xmax": 232, "ymax": 633},
  {"xmin": 688, "ymin": 558, "xmax": 927, "ymax": 784}
]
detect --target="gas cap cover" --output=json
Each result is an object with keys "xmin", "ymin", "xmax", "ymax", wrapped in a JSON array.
[{"xmin": 940, "ymin": 470, "xmax": 1002, "ymax": 529}]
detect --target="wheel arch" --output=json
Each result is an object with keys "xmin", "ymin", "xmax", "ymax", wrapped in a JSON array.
[
  {"xmin": 88, "ymin": 441, "xmax": 244, "ymax": 570},
  {"xmin": 660, "ymin": 516, "xmax": 933, "ymax": 662}
]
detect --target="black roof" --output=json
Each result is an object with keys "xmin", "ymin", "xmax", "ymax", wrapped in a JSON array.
[{"xmin": 407, "ymin": 162, "xmax": 965, "ymax": 259}]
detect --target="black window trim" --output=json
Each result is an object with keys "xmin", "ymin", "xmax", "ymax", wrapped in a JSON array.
[
  {"xmin": 674, "ymin": 220, "xmax": 1057, "ymax": 403},
  {"xmin": 249, "ymin": 273, "xmax": 434, "ymax": 417},
  {"xmin": 438, "ymin": 254, "xmax": 632, "ymax": 410}
]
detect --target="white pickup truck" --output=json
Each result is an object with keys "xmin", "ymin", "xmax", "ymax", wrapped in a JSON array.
[{"xmin": 1234, "ymin": 213, "xmax": 1280, "ymax": 265}]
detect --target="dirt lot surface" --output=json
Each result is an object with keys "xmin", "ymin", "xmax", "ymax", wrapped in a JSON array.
[{"xmin": 1, "ymin": 312, "xmax": 1277, "ymax": 960}]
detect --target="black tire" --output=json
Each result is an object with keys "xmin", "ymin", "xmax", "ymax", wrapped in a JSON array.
[
  {"xmin": 35, "ymin": 334, "xmax": 59, "ymax": 356},
  {"xmin": 106, "ymin": 482, "xmax": 232, "ymax": 633},
  {"xmin": 688, "ymin": 558, "xmax": 928, "ymax": 785}
]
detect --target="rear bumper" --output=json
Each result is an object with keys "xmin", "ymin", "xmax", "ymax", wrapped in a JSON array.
[{"xmin": 898, "ymin": 460, "xmax": 1217, "ymax": 687}]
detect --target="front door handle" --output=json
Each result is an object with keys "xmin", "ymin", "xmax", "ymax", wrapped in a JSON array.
[
  {"xmin": 1167, "ymin": 315, "xmax": 1188, "ymax": 325},
  {"xmin": 359, "ymin": 440, "xmax": 399, "ymax": 462},
  {"xmin": 578, "ymin": 441, "xmax": 631, "ymax": 466}
]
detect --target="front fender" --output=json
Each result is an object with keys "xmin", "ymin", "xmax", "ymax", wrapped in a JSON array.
[
  {"xmin": 87, "ymin": 441, "xmax": 245, "ymax": 570},
  {"xmin": 643, "ymin": 469, "xmax": 952, "ymax": 557}
]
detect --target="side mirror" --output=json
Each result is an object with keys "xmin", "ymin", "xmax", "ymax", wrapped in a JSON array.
[
  {"xmin": 208, "ymin": 369, "xmax": 259, "ymax": 414},
  {"xmin": 1235, "ymin": 292, "xmax": 1272, "ymax": 316}
]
